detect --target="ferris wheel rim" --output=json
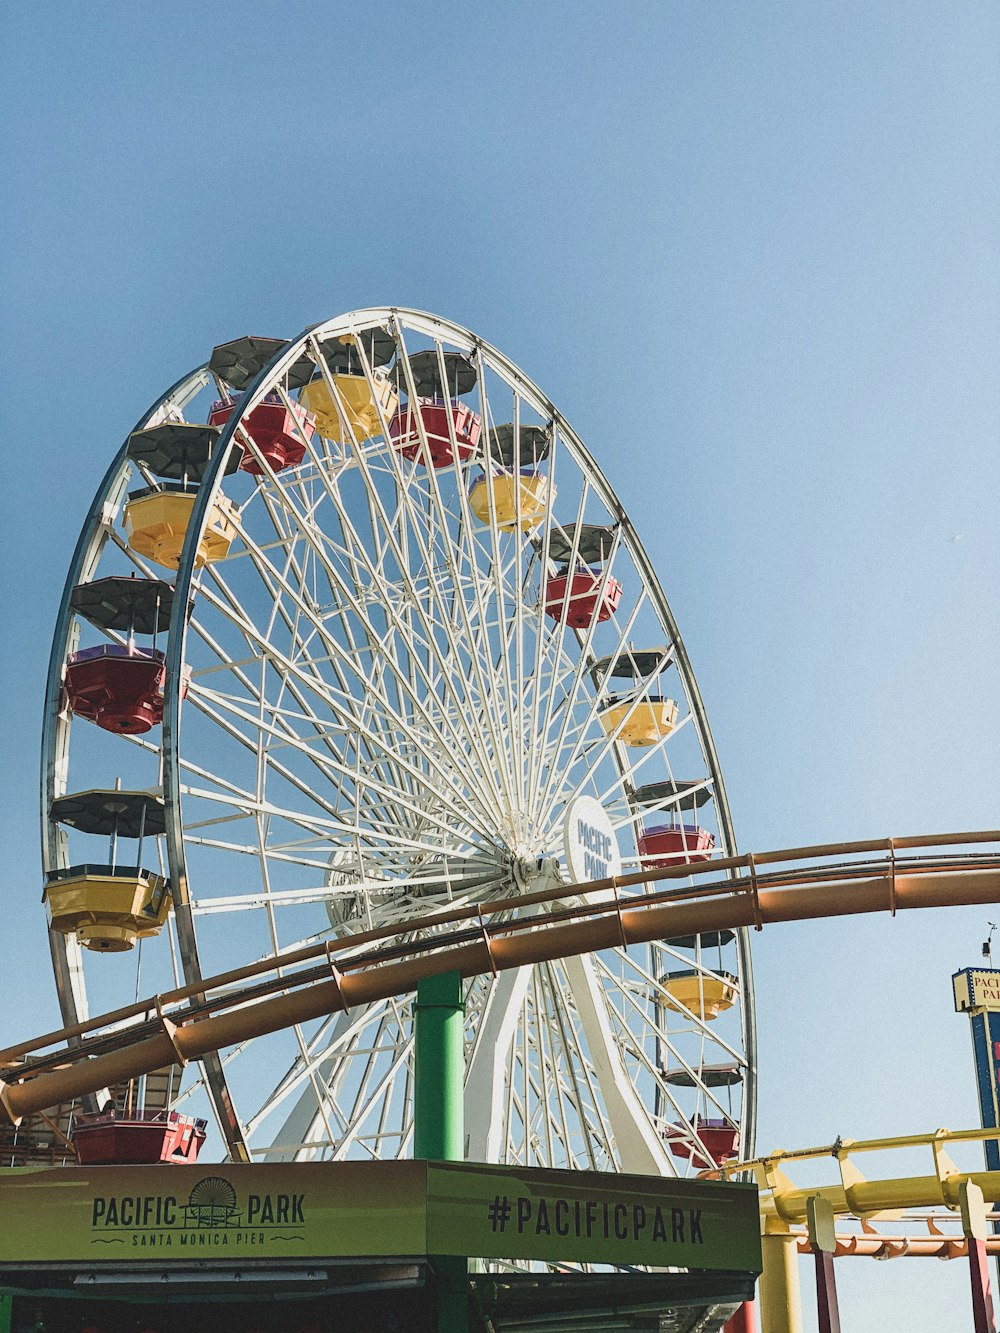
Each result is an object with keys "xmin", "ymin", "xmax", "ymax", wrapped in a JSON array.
[{"xmin": 42, "ymin": 308, "xmax": 757, "ymax": 1169}]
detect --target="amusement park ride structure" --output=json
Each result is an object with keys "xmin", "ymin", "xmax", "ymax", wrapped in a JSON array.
[
  {"xmin": 38, "ymin": 309, "xmax": 758, "ymax": 1177},
  {"xmin": 2, "ymin": 310, "xmax": 997, "ymax": 1333}
]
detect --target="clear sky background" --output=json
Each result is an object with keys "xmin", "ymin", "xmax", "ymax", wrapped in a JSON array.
[{"xmin": 1, "ymin": 3, "xmax": 998, "ymax": 1327}]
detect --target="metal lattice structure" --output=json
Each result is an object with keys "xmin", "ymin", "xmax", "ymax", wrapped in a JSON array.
[{"xmin": 41, "ymin": 309, "xmax": 756, "ymax": 1169}]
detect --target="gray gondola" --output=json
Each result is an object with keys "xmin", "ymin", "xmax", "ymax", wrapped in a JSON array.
[
  {"xmin": 592, "ymin": 646, "xmax": 673, "ymax": 681},
  {"xmin": 69, "ymin": 577, "xmax": 188, "ymax": 635},
  {"xmin": 317, "ymin": 327, "xmax": 396, "ymax": 375},
  {"xmin": 487, "ymin": 423, "xmax": 552, "ymax": 468},
  {"xmin": 664, "ymin": 930, "xmax": 737, "ymax": 950},
  {"xmin": 127, "ymin": 423, "xmax": 241, "ymax": 481},
  {"xmin": 633, "ymin": 779, "xmax": 713, "ymax": 810},
  {"xmin": 209, "ymin": 336, "xmax": 315, "ymax": 391},
  {"xmin": 662, "ymin": 1063, "xmax": 744, "ymax": 1088},
  {"xmin": 395, "ymin": 350, "xmax": 477, "ymax": 397},
  {"xmin": 50, "ymin": 789, "xmax": 167, "ymax": 839},
  {"xmin": 548, "ymin": 524, "xmax": 617, "ymax": 566}
]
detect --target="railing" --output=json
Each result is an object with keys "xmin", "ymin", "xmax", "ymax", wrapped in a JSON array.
[{"xmin": 721, "ymin": 1125, "xmax": 1000, "ymax": 1224}]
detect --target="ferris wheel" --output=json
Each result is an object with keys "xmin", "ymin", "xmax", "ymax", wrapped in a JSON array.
[{"xmin": 41, "ymin": 309, "xmax": 757, "ymax": 1175}]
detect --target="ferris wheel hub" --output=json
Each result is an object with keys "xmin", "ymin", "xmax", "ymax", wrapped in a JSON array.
[{"xmin": 513, "ymin": 854, "xmax": 564, "ymax": 893}]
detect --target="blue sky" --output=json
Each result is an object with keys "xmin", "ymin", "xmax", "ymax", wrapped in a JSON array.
[{"xmin": 1, "ymin": 3, "xmax": 998, "ymax": 1326}]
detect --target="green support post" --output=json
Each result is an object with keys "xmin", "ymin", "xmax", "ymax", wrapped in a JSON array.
[
  {"xmin": 415, "ymin": 970, "xmax": 465, "ymax": 1160},
  {"xmin": 0, "ymin": 1293, "xmax": 12, "ymax": 1333},
  {"xmin": 414, "ymin": 970, "xmax": 468, "ymax": 1333}
]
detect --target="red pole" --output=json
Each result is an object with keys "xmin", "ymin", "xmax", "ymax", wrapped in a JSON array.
[
  {"xmin": 805, "ymin": 1195, "xmax": 841, "ymax": 1333},
  {"xmin": 722, "ymin": 1301, "xmax": 757, "ymax": 1333},
  {"xmin": 969, "ymin": 1236, "xmax": 998, "ymax": 1333},
  {"xmin": 813, "ymin": 1251, "xmax": 841, "ymax": 1333}
]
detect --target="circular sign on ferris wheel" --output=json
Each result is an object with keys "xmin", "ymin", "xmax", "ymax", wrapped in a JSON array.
[{"xmin": 562, "ymin": 795, "xmax": 622, "ymax": 885}]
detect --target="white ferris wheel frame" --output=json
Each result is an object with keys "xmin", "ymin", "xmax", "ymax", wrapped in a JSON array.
[{"xmin": 41, "ymin": 308, "xmax": 758, "ymax": 1172}]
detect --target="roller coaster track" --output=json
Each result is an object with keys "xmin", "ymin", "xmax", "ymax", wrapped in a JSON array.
[
  {"xmin": 2, "ymin": 830, "xmax": 998, "ymax": 1124},
  {"xmin": 721, "ymin": 1126, "xmax": 1000, "ymax": 1229}
]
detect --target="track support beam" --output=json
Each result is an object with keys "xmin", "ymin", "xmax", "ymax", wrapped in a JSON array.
[
  {"xmin": 962, "ymin": 1181, "xmax": 998, "ymax": 1333},
  {"xmin": 807, "ymin": 1196, "xmax": 840, "ymax": 1333},
  {"xmin": 760, "ymin": 1232, "xmax": 803, "ymax": 1333}
]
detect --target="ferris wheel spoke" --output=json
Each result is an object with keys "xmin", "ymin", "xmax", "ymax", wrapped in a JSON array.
[
  {"xmin": 187, "ymin": 588, "xmax": 501, "ymax": 854},
  {"xmin": 529, "ymin": 968, "xmax": 561, "ymax": 1165},
  {"xmin": 531, "ymin": 580, "xmax": 648, "ymax": 834},
  {"xmin": 211, "ymin": 525, "xmax": 437, "ymax": 817},
  {"xmin": 298, "ymin": 1004, "xmax": 410, "ymax": 1162},
  {"xmin": 522, "ymin": 429, "xmax": 565, "ymax": 822},
  {"xmin": 538, "ymin": 960, "xmax": 613, "ymax": 1169},
  {"xmin": 226, "ymin": 503, "xmax": 437, "ymax": 810},
  {"xmin": 561, "ymin": 952, "xmax": 672, "ymax": 1174},
  {"xmin": 514, "ymin": 976, "xmax": 609, "ymax": 1170},
  {"xmin": 249, "ymin": 1005, "xmax": 381, "ymax": 1142},
  {"xmin": 606, "ymin": 779, "xmax": 715, "ymax": 836},
  {"xmin": 247, "ymin": 458, "xmax": 512, "ymax": 835},
  {"xmin": 308, "ymin": 342, "xmax": 515, "ymax": 827},
  {"xmin": 532, "ymin": 530, "xmax": 626, "ymax": 792},
  {"xmin": 583, "ymin": 712, "xmax": 697, "ymax": 823},
  {"xmin": 472, "ymin": 367, "xmax": 533, "ymax": 821},
  {"xmin": 357, "ymin": 383, "xmax": 520, "ymax": 821},
  {"xmin": 270, "ymin": 1010, "xmax": 344, "ymax": 1159},
  {"xmin": 522, "ymin": 463, "xmax": 592, "ymax": 824},
  {"xmin": 334, "ymin": 1002, "xmax": 414, "ymax": 1161},
  {"xmin": 538, "ymin": 970, "xmax": 595, "ymax": 1170},
  {"xmin": 185, "ymin": 681, "xmax": 496, "ymax": 858},
  {"xmin": 441, "ymin": 365, "xmax": 528, "ymax": 827},
  {"xmin": 178, "ymin": 688, "xmax": 352, "ymax": 824},
  {"xmin": 537, "ymin": 696, "xmax": 690, "ymax": 850},
  {"xmin": 392, "ymin": 327, "xmax": 528, "ymax": 815},
  {"xmin": 591, "ymin": 949, "xmax": 736, "ymax": 1076},
  {"xmin": 465, "ymin": 966, "xmax": 534, "ymax": 1162},
  {"xmin": 519, "ymin": 971, "xmax": 574, "ymax": 1169},
  {"xmin": 506, "ymin": 396, "xmax": 531, "ymax": 827},
  {"xmin": 185, "ymin": 581, "xmax": 395, "ymax": 809}
]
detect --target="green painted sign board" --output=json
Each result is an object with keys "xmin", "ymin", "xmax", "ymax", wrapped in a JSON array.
[
  {"xmin": 428, "ymin": 1161, "xmax": 760, "ymax": 1270},
  {"xmin": 0, "ymin": 1159, "xmax": 760, "ymax": 1273}
]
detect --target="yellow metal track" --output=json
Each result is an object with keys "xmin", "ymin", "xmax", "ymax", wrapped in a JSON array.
[{"xmin": 722, "ymin": 1126, "xmax": 1000, "ymax": 1223}]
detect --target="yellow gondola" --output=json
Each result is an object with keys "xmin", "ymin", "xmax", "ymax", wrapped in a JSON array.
[
  {"xmin": 598, "ymin": 695, "xmax": 678, "ymax": 747},
  {"xmin": 124, "ymin": 486, "xmax": 237, "ymax": 570},
  {"xmin": 43, "ymin": 867, "xmax": 171, "ymax": 952},
  {"xmin": 469, "ymin": 470, "xmax": 553, "ymax": 532},
  {"xmin": 660, "ymin": 970, "xmax": 737, "ymax": 1020},
  {"xmin": 300, "ymin": 373, "xmax": 398, "ymax": 443}
]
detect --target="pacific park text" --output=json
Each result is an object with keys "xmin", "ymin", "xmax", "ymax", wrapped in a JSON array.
[{"xmin": 487, "ymin": 1193, "xmax": 704, "ymax": 1245}]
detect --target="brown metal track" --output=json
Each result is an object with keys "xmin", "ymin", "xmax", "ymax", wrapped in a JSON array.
[{"xmin": 2, "ymin": 831, "xmax": 998, "ymax": 1125}]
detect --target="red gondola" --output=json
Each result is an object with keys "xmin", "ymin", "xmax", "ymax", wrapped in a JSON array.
[
  {"xmin": 64, "ymin": 645, "xmax": 188, "ymax": 735},
  {"xmin": 663, "ymin": 1117, "xmax": 739, "ymax": 1169},
  {"xmin": 544, "ymin": 566, "xmax": 623, "ymax": 628},
  {"xmin": 72, "ymin": 1110, "xmax": 207, "ymax": 1165},
  {"xmin": 389, "ymin": 399, "xmax": 481, "ymax": 468},
  {"xmin": 638, "ymin": 823, "xmax": 715, "ymax": 865},
  {"xmin": 209, "ymin": 393, "xmax": 315, "ymax": 474}
]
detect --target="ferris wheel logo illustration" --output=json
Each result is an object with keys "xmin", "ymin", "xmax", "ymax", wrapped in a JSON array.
[{"xmin": 182, "ymin": 1176, "xmax": 241, "ymax": 1228}]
